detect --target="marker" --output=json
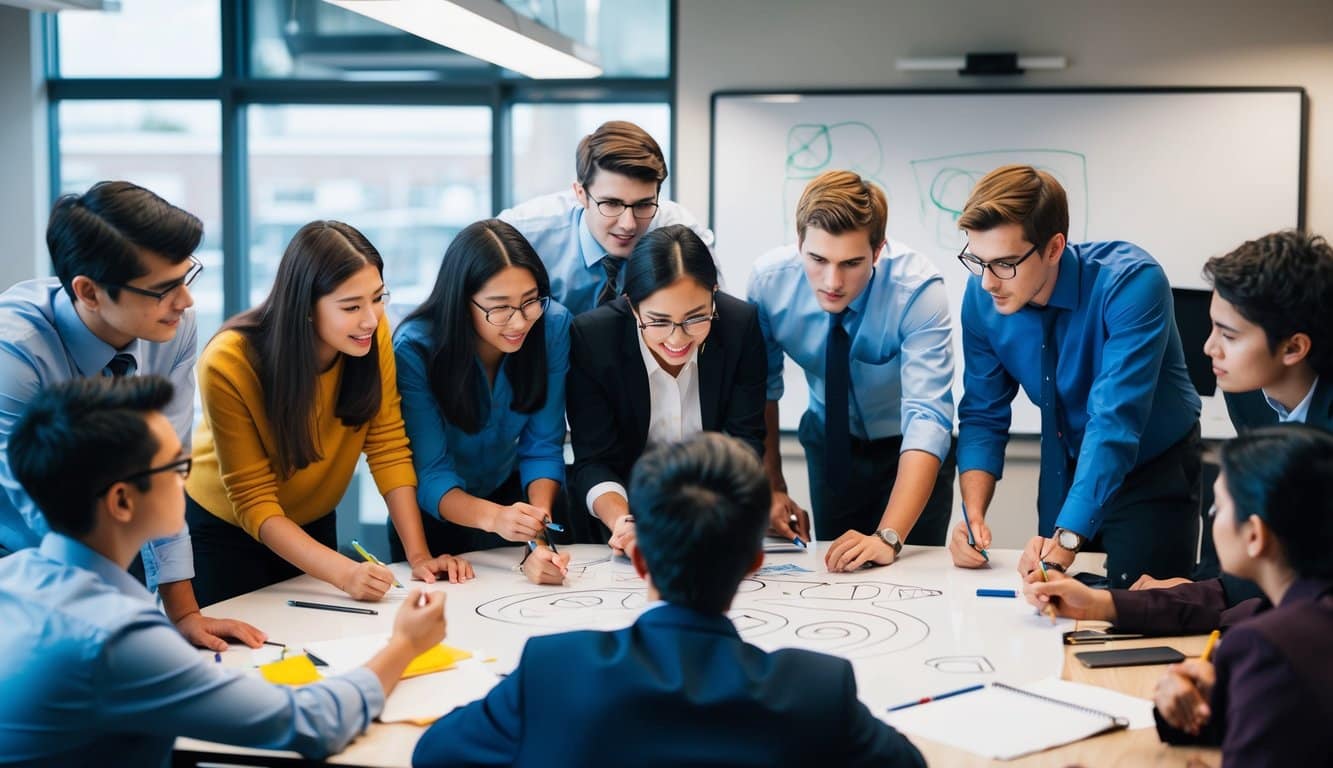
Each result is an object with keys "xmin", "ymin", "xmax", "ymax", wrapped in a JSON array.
[
  {"xmin": 543, "ymin": 518, "xmax": 560, "ymax": 554},
  {"xmin": 1199, "ymin": 629, "xmax": 1221, "ymax": 662},
  {"xmin": 960, "ymin": 503, "xmax": 989, "ymax": 562},
  {"xmin": 976, "ymin": 588, "xmax": 1017, "ymax": 598},
  {"xmin": 214, "ymin": 652, "xmax": 222, "ymax": 664},
  {"xmin": 350, "ymin": 539, "xmax": 403, "ymax": 588},
  {"xmin": 303, "ymin": 649, "xmax": 330, "ymax": 667},
  {"xmin": 887, "ymin": 684, "xmax": 985, "ymax": 712},
  {"xmin": 287, "ymin": 599, "xmax": 378, "ymax": 616},
  {"xmin": 262, "ymin": 640, "xmax": 286, "ymax": 649},
  {"xmin": 792, "ymin": 535, "xmax": 808, "ymax": 550},
  {"xmin": 1037, "ymin": 560, "xmax": 1058, "ymax": 624}
]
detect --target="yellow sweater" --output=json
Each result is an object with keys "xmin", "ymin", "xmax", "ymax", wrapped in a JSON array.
[{"xmin": 188, "ymin": 317, "xmax": 417, "ymax": 539}]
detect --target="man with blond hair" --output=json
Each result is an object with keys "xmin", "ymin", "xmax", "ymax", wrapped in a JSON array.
[
  {"xmin": 747, "ymin": 170, "xmax": 955, "ymax": 572},
  {"xmin": 950, "ymin": 164, "xmax": 1201, "ymax": 588}
]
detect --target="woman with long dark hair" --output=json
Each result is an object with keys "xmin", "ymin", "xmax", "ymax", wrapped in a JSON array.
[
  {"xmin": 186, "ymin": 220, "xmax": 470, "ymax": 605},
  {"xmin": 394, "ymin": 219, "xmax": 571, "ymax": 585},
  {"xmin": 567, "ymin": 224, "xmax": 767, "ymax": 557}
]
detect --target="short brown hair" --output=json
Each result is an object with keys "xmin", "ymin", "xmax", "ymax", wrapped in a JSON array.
[
  {"xmin": 958, "ymin": 164, "xmax": 1069, "ymax": 247},
  {"xmin": 576, "ymin": 121, "xmax": 667, "ymax": 189},
  {"xmin": 794, "ymin": 170, "xmax": 887, "ymax": 250}
]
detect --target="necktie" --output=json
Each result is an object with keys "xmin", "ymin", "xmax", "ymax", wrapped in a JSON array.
[
  {"xmin": 1037, "ymin": 309, "xmax": 1067, "ymax": 536},
  {"xmin": 823, "ymin": 313, "xmax": 851, "ymax": 516},
  {"xmin": 104, "ymin": 353, "xmax": 137, "ymax": 378},
  {"xmin": 596, "ymin": 257, "xmax": 622, "ymax": 307}
]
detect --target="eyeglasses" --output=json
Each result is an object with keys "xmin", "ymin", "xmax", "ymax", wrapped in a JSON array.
[
  {"xmin": 472, "ymin": 295, "xmax": 549, "ymax": 327},
  {"xmin": 98, "ymin": 456, "xmax": 193, "ymax": 496},
  {"xmin": 957, "ymin": 242, "xmax": 1041, "ymax": 280},
  {"xmin": 585, "ymin": 192, "xmax": 660, "ymax": 220},
  {"xmin": 102, "ymin": 257, "xmax": 203, "ymax": 303},
  {"xmin": 634, "ymin": 305, "xmax": 718, "ymax": 342}
]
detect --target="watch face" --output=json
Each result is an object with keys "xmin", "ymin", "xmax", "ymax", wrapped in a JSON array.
[{"xmin": 1058, "ymin": 530, "xmax": 1080, "ymax": 549}]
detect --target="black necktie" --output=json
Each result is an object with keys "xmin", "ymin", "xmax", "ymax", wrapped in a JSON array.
[
  {"xmin": 104, "ymin": 353, "xmax": 137, "ymax": 378},
  {"xmin": 1037, "ymin": 309, "xmax": 1067, "ymax": 536},
  {"xmin": 596, "ymin": 257, "xmax": 622, "ymax": 307},
  {"xmin": 824, "ymin": 313, "xmax": 851, "ymax": 515}
]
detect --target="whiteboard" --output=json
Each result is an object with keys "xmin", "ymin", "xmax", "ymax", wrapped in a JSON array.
[{"xmin": 711, "ymin": 89, "xmax": 1305, "ymax": 433}]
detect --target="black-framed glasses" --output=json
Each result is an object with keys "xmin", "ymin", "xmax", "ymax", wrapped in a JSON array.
[
  {"xmin": 586, "ymin": 192, "xmax": 660, "ymax": 220},
  {"xmin": 957, "ymin": 242, "xmax": 1041, "ymax": 280},
  {"xmin": 634, "ymin": 304, "xmax": 718, "ymax": 342},
  {"xmin": 103, "ymin": 257, "xmax": 204, "ymax": 302},
  {"xmin": 98, "ymin": 456, "xmax": 193, "ymax": 495},
  {"xmin": 471, "ymin": 295, "xmax": 549, "ymax": 327}
]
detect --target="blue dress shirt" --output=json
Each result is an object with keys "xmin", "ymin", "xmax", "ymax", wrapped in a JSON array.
[
  {"xmin": 0, "ymin": 278, "xmax": 195, "ymax": 587},
  {"xmin": 393, "ymin": 301, "xmax": 570, "ymax": 515},
  {"xmin": 498, "ymin": 190, "xmax": 716, "ymax": 315},
  {"xmin": 957, "ymin": 241, "xmax": 1202, "ymax": 538},
  {"xmin": 0, "ymin": 533, "xmax": 384, "ymax": 767},
  {"xmin": 746, "ymin": 240, "xmax": 955, "ymax": 461}
]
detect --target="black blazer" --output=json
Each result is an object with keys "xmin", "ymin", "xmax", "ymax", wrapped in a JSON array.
[
  {"xmin": 1223, "ymin": 378, "xmax": 1333, "ymax": 431},
  {"xmin": 567, "ymin": 292, "xmax": 766, "ymax": 512}
]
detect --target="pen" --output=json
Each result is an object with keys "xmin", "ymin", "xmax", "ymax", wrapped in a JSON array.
[
  {"xmin": 792, "ymin": 535, "xmax": 807, "ymax": 549},
  {"xmin": 976, "ymin": 588, "xmax": 1017, "ymax": 598},
  {"xmin": 1199, "ymin": 629, "xmax": 1221, "ymax": 662},
  {"xmin": 960, "ymin": 503, "xmax": 989, "ymax": 562},
  {"xmin": 887, "ymin": 684, "xmax": 985, "ymax": 712},
  {"xmin": 350, "ymin": 538, "xmax": 403, "ymax": 588},
  {"xmin": 1037, "ymin": 560, "xmax": 1058, "ymax": 624},
  {"xmin": 543, "ymin": 517, "xmax": 560, "ymax": 555},
  {"xmin": 262, "ymin": 640, "xmax": 286, "ymax": 649},
  {"xmin": 287, "ymin": 599, "xmax": 378, "ymax": 615},
  {"xmin": 303, "ymin": 649, "xmax": 330, "ymax": 667}
]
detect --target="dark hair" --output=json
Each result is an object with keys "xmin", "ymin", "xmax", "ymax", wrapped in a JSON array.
[
  {"xmin": 575, "ymin": 120, "xmax": 668, "ymax": 189},
  {"xmin": 401, "ymin": 220, "xmax": 550, "ymax": 434},
  {"xmin": 223, "ymin": 220, "xmax": 384, "ymax": 477},
  {"xmin": 622, "ymin": 224, "xmax": 717, "ymax": 305},
  {"xmin": 8, "ymin": 376, "xmax": 174, "ymax": 538},
  {"xmin": 46, "ymin": 180, "xmax": 202, "ymax": 302},
  {"xmin": 628, "ymin": 432, "xmax": 771, "ymax": 613},
  {"xmin": 1203, "ymin": 230, "xmax": 1333, "ymax": 377},
  {"xmin": 1219, "ymin": 423, "xmax": 1333, "ymax": 579}
]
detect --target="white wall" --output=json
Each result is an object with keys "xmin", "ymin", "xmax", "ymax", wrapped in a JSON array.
[{"xmin": 0, "ymin": 7, "xmax": 47, "ymax": 288}]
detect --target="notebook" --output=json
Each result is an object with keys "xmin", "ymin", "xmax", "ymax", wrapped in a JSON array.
[
  {"xmin": 884, "ymin": 681, "xmax": 1131, "ymax": 760},
  {"xmin": 378, "ymin": 660, "xmax": 501, "ymax": 725}
]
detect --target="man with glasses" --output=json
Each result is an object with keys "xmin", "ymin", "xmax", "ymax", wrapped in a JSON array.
[
  {"xmin": 950, "ymin": 164, "xmax": 1202, "ymax": 588},
  {"xmin": 499, "ymin": 120, "xmax": 715, "ymax": 315},
  {"xmin": 0, "ymin": 180, "xmax": 263, "ymax": 651},
  {"xmin": 747, "ymin": 171, "xmax": 956, "ymax": 571}
]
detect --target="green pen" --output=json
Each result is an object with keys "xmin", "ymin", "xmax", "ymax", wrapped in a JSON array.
[{"xmin": 350, "ymin": 538, "xmax": 404, "ymax": 588}]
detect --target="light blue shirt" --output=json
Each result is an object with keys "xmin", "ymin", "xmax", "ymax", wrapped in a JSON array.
[
  {"xmin": 498, "ymin": 190, "xmax": 716, "ymax": 315},
  {"xmin": 393, "ymin": 301, "xmax": 570, "ymax": 515},
  {"xmin": 0, "ymin": 278, "xmax": 195, "ymax": 587},
  {"xmin": 746, "ymin": 240, "xmax": 955, "ymax": 460},
  {"xmin": 0, "ymin": 533, "xmax": 384, "ymax": 767},
  {"xmin": 1264, "ymin": 377, "xmax": 1319, "ymax": 424}
]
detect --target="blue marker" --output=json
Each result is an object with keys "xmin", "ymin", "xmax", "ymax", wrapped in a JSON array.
[
  {"xmin": 792, "ymin": 535, "xmax": 807, "ymax": 550},
  {"xmin": 887, "ymin": 684, "xmax": 985, "ymax": 712},
  {"xmin": 960, "ymin": 503, "xmax": 989, "ymax": 562},
  {"xmin": 976, "ymin": 588, "xmax": 1017, "ymax": 598}
]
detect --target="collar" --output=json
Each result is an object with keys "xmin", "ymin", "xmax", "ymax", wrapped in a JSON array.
[
  {"xmin": 634, "ymin": 320, "xmax": 700, "ymax": 378},
  {"xmin": 578, "ymin": 209, "xmax": 608, "ymax": 270},
  {"xmin": 635, "ymin": 602, "xmax": 742, "ymax": 638},
  {"xmin": 38, "ymin": 532, "xmax": 154, "ymax": 602},
  {"xmin": 1264, "ymin": 376, "xmax": 1320, "ymax": 423},
  {"xmin": 1278, "ymin": 577, "xmax": 1333, "ymax": 607},
  {"xmin": 1041, "ymin": 245, "xmax": 1082, "ymax": 312},
  {"xmin": 53, "ymin": 289, "xmax": 144, "ymax": 376}
]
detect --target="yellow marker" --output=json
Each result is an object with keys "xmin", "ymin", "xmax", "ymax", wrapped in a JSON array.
[
  {"xmin": 1199, "ymin": 629, "xmax": 1221, "ymax": 662},
  {"xmin": 350, "ymin": 538, "xmax": 404, "ymax": 588},
  {"xmin": 1037, "ymin": 560, "xmax": 1058, "ymax": 624}
]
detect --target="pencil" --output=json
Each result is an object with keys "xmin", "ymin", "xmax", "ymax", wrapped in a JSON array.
[
  {"xmin": 350, "ymin": 538, "xmax": 404, "ymax": 588},
  {"xmin": 287, "ymin": 599, "xmax": 378, "ymax": 615},
  {"xmin": 1037, "ymin": 560, "xmax": 1058, "ymax": 624},
  {"xmin": 1199, "ymin": 629, "xmax": 1221, "ymax": 662}
]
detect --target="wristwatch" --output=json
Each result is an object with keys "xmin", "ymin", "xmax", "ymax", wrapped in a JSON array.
[
  {"xmin": 876, "ymin": 527, "xmax": 903, "ymax": 557},
  {"xmin": 1054, "ymin": 527, "xmax": 1085, "ymax": 553}
]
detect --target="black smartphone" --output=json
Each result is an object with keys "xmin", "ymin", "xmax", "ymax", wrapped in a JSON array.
[
  {"xmin": 1063, "ymin": 629, "xmax": 1148, "ymax": 645},
  {"xmin": 1075, "ymin": 646, "xmax": 1186, "ymax": 668}
]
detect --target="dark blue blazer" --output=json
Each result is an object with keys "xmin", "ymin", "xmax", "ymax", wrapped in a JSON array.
[
  {"xmin": 1223, "ymin": 378, "xmax": 1333, "ymax": 432},
  {"xmin": 412, "ymin": 603, "xmax": 925, "ymax": 768}
]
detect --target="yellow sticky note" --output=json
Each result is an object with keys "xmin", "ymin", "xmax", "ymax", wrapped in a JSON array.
[
  {"xmin": 260, "ymin": 655, "xmax": 324, "ymax": 686},
  {"xmin": 403, "ymin": 644, "xmax": 472, "ymax": 679}
]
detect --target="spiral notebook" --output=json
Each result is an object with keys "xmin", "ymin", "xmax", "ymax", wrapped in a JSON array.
[{"xmin": 884, "ymin": 681, "xmax": 1131, "ymax": 760}]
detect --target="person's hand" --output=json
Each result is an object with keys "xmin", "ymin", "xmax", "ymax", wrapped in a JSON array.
[
  {"xmin": 949, "ymin": 517, "xmax": 991, "ymax": 568},
  {"xmin": 173, "ymin": 611, "xmax": 267, "ymax": 652},
  {"xmin": 825, "ymin": 530, "xmax": 895, "ymax": 571},
  {"xmin": 411, "ymin": 554, "xmax": 474, "ymax": 584},
  {"xmin": 1022, "ymin": 568, "xmax": 1116, "ymax": 621},
  {"xmin": 768, "ymin": 491, "xmax": 810, "ymax": 541},
  {"xmin": 339, "ymin": 560, "xmax": 395, "ymax": 601},
  {"xmin": 608, "ymin": 514, "xmax": 637, "ymax": 557},
  {"xmin": 489, "ymin": 502, "xmax": 548, "ymax": 542},
  {"xmin": 1154, "ymin": 660, "xmax": 1216, "ymax": 735},
  {"xmin": 1017, "ymin": 535, "xmax": 1075, "ymax": 577},
  {"xmin": 523, "ymin": 547, "xmax": 570, "ymax": 585},
  {"xmin": 1130, "ymin": 574, "xmax": 1192, "ymax": 591},
  {"xmin": 391, "ymin": 589, "xmax": 447, "ymax": 656}
]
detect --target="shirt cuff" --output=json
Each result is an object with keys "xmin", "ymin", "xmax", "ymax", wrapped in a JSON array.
[
  {"xmin": 369, "ymin": 463, "xmax": 417, "ymax": 497},
  {"xmin": 765, "ymin": 376, "xmax": 785, "ymax": 401},
  {"xmin": 419, "ymin": 474, "xmax": 464, "ymax": 522},
  {"xmin": 142, "ymin": 525, "xmax": 195, "ymax": 589},
  {"xmin": 1055, "ymin": 488, "xmax": 1099, "ymax": 539},
  {"xmin": 335, "ymin": 666, "xmax": 386, "ymax": 726},
  {"xmin": 900, "ymin": 418, "xmax": 952, "ymax": 461},
  {"xmin": 956, "ymin": 436, "xmax": 1006, "ymax": 480},
  {"xmin": 518, "ymin": 459, "xmax": 566, "ymax": 495},
  {"xmin": 586, "ymin": 482, "xmax": 627, "ymax": 517}
]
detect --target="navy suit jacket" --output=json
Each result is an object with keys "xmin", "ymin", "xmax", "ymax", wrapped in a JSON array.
[
  {"xmin": 412, "ymin": 604, "xmax": 925, "ymax": 768},
  {"xmin": 1223, "ymin": 378, "xmax": 1333, "ymax": 432}
]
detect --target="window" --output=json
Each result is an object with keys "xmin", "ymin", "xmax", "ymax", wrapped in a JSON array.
[{"xmin": 56, "ymin": 0, "xmax": 221, "ymax": 78}]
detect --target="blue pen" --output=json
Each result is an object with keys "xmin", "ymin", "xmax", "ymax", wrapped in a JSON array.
[
  {"xmin": 792, "ymin": 535, "xmax": 807, "ymax": 550},
  {"xmin": 976, "ymin": 588, "xmax": 1017, "ymax": 598},
  {"xmin": 887, "ymin": 683, "xmax": 985, "ymax": 712},
  {"xmin": 960, "ymin": 503, "xmax": 989, "ymax": 562}
]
